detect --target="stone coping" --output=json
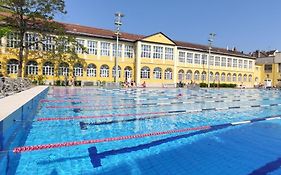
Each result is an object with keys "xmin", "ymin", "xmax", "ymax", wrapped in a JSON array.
[{"xmin": 0, "ymin": 86, "xmax": 48, "ymax": 121}]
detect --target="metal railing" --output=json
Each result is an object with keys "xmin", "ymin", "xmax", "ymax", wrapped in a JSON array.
[{"xmin": 0, "ymin": 77, "xmax": 32, "ymax": 98}]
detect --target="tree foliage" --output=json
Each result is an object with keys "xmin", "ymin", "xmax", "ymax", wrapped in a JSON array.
[
  {"xmin": 0, "ymin": 26, "xmax": 11, "ymax": 37},
  {"xmin": 0, "ymin": 0, "xmax": 86, "ymax": 77}
]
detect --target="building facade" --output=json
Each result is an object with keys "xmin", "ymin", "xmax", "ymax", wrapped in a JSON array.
[
  {"xmin": 255, "ymin": 50, "xmax": 281, "ymax": 87},
  {"xmin": 0, "ymin": 22, "xmax": 259, "ymax": 87}
]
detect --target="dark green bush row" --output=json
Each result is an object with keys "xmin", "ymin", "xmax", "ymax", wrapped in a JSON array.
[
  {"xmin": 55, "ymin": 80, "xmax": 69, "ymax": 86},
  {"xmin": 176, "ymin": 82, "xmax": 186, "ymax": 88},
  {"xmin": 199, "ymin": 83, "xmax": 237, "ymax": 88}
]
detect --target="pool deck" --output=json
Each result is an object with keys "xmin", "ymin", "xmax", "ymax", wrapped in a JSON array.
[{"xmin": 0, "ymin": 86, "xmax": 48, "ymax": 121}]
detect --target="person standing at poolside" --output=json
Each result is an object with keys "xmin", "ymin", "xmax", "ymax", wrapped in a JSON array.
[
  {"xmin": 142, "ymin": 81, "xmax": 146, "ymax": 88},
  {"xmin": 127, "ymin": 77, "xmax": 131, "ymax": 87}
]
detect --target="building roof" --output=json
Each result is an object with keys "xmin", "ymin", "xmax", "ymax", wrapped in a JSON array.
[
  {"xmin": 0, "ymin": 11, "xmax": 254, "ymax": 59},
  {"xmin": 62, "ymin": 23, "xmax": 145, "ymax": 42},
  {"xmin": 250, "ymin": 50, "xmax": 279, "ymax": 58},
  {"xmin": 62, "ymin": 22, "xmax": 253, "ymax": 59}
]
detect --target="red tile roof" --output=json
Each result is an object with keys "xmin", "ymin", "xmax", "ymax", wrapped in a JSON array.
[
  {"xmin": 62, "ymin": 23, "xmax": 145, "ymax": 41},
  {"xmin": 62, "ymin": 22, "xmax": 253, "ymax": 59},
  {"xmin": 0, "ymin": 11, "xmax": 253, "ymax": 59}
]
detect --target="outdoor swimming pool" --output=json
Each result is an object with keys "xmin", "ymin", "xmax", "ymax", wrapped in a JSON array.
[{"xmin": 3, "ymin": 87, "xmax": 281, "ymax": 174}]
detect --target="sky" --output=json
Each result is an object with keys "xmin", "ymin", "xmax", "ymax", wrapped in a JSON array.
[{"xmin": 55, "ymin": 0, "xmax": 281, "ymax": 53}]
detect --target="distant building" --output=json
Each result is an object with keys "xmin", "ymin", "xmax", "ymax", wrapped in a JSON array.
[{"xmin": 254, "ymin": 50, "xmax": 281, "ymax": 87}]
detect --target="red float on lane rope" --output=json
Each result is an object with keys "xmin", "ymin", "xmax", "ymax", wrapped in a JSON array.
[{"xmin": 13, "ymin": 125, "xmax": 211, "ymax": 153}]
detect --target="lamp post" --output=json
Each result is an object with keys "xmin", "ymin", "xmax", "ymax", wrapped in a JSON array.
[
  {"xmin": 114, "ymin": 12, "xmax": 124, "ymax": 84},
  {"xmin": 207, "ymin": 33, "xmax": 216, "ymax": 88}
]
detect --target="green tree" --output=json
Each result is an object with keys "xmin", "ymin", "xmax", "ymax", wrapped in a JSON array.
[
  {"xmin": 0, "ymin": 26, "xmax": 10, "ymax": 37},
  {"xmin": 0, "ymin": 0, "xmax": 85, "ymax": 78}
]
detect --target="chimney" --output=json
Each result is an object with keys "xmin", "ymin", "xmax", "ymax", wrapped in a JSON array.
[
  {"xmin": 233, "ymin": 46, "xmax": 237, "ymax": 52},
  {"xmin": 257, "ymin": 50, "xmax": 260, "ymax": 58}
]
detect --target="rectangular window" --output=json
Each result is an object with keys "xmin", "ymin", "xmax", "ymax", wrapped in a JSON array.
[
  {"xmin": 75, "ymin": 39, "xmax": 84, "ymax": 54},
  {"xmin": 101, "ymin": 42, "xmax": 110, "ymax": 56},
  {"xmin": 279, "ymin": 63, "xmax": 281, "ymax": 73},
  {"xmin": 201, "ymin": 54, "xmax": 207, "ymax": 65},
  {"xmin": 238, "ymin": 59, "xmax": 243, "ymax": 68},
  {"xmin": 43, "ymin": 36, "xmax": 55, "ymax": 52},
  {"xmin": 25, "ymin": 33, "xmax": 39, "ymax": 50},
  {"xmin": 215, "ymin": 56, "xmax": 220, "ymax": 66},
  {"xmin": 165, "ymin": 48, "xmax": 174, "ymax": 60},
  {"xmin": 153, "ymin": 46, "xmax": 163, "ymax": 59},
  {"xmin": 221, "ymin": 57, "xmax": 226, "ymax": 67},
  {"xmin": 112, "ymin": 44, "xmax": 122, "ymax": 57},
  {"xmin": 124, "ymin": 45, "xmax": 134, "ymax": 58},
  {"xmin": 209, "ymin": 56, "xmax": 214, "ymax": 66},
  {"xmin": 141, "ymin": 44, "xmax": 151, "ymax": 58},
  {"xmin": 7, "ymin": 32, "xmax": 20, "ymax": 48},
  {"xmin": 186, "ymin": 53, "xmax": 193, "ymax": 64},
  {"xmin": 233, "ymin": 59, "xmax": 237, "ymax": 67},
  {"xmin": 249, "ymin": 61, "xmax": 253, "ymax": 69},
  {"xmin": 264, "ymin": 64, "xmax": 272, "ymax": 73},
  {"xmin": 178, "ymin": 51, "xmax": 185, "ymax": 63},
  {"xmin": 227, "ymin": 58, "xmax": 232, "ymax": 67},
  {"xmin": 87, "ymin": 40, "xmax": 98, "ymax": 55},
  {"xmin": 194, "ymin": 54, "xmax": 200, "ymax": 64},
  {"xmin": 243, "ymin": 60, "xmax": 248, "ymax": 69}
]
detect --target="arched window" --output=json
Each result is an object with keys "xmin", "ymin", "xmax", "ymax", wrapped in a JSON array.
[
  {"xmin": 215, "ymin": 72, "xmax": 220, "ymax": 81},
  {"xmin": 73, "ymin": 63, "xmax": 83, "ymax": 77},
  {"xmin": 153, "ymin": 67, "xmax": 162, "ymax": 79},
  {"xmin": 243, "ymin": 74, "xmax": 247, "ymax": 82},
  {"xmin": 248, "ymin": 75, "xmax": 252, "ymax": 82},
  {"xmin": 209, "ymin": 72, "xmax": 214, "ymax": 81},
  {"xmin": 186, "ymin": 70, "xmax": 192, "ymax": 80},
  {"xmin": 26, "ymin": 61, "xmax": 38, "ymax": 75},
  {"xmin": 194, "ymin": 70, "xmax": 200, "ymax": 81},
  {"xmin": 58, "ymin": 62, "xmax": 69, "ymax": 76},
  {"xmin": 221, "ymin": 72, "xmax": 226, "ymax": 82},
  {"xmin": 164, "ymin": 68, "xmax": 173, "ymax": 80},
  {"xmin": 233, "ymin": 73, "xmax": 237, "ymax": 82},
  {"xmin": 43, "ymin": 62, "xmax": 54, "ymax": 76},
  {"xmin": 201, "ymin": 71, "xmax": 206, "ymax": 81},
  {"xmin": 227, "ymin": 73, "xmax": 231, "ymax": 82},
  {"xmin": 124, "ymin": 66, "xmax": 132, "ymax": 79},
  {"xmin": 178, "ymin": 69, "xmax": 184, "ymax": 81},
  {"xmin": 87, "ymin": 64, "xmax": 96, "ymax": 77},
  {"xmin": 7, "ymin": 59, "xmax": 19, "ymax": 74},
  {"xmin": 100, "ymin": 64, "xmax": 109, "ymax": 77},
  {"xmin": 112, "ymin": 65, "xmax": 121, "ymax": 78},
  {"xmin": 238, "ymin": 74, "xmax": 242, "ymax": 82},
  {"xmin": 141, "ymin": 66, "xmax": 150, "ymax": 79}
]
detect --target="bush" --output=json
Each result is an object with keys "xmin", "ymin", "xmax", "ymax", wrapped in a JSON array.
[
  {"xmin": 101, "ymin": 81, "xmax": 106, "ymax": 86},
  {"xmin": 177, "ymin": 82, "xmax": 185, "ymax": 88},
  {"xmin": 55, "ymin": 80, "xmax": 61, "ymax": 86},
  {"xmin": 37, "ymin": 75, "xmax": 46, "ymax": 85},
  {"xmin": 199, "ymin": 83, "xmax": 207, "ymax": 87},
  {"xmin": 74, "ymin": 81, "xmax": 82, "ymax": 86},
  {"xmin": 199, "ymin": 83, "xmax": 236, "ymax": 88}
]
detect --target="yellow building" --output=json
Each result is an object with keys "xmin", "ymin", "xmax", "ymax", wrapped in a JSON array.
[
  {"xmin": 254, "ymin": 50, "xmax": 281, "ymax": 87},
  {"xmin": 0, "ymin": 22, "xmax": 260, "ymax": 87}
]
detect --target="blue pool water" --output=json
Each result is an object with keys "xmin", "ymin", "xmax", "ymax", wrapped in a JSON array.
[{"xmin": 3, "ymin": 87, "xmax": 281, "ymax": 174}]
